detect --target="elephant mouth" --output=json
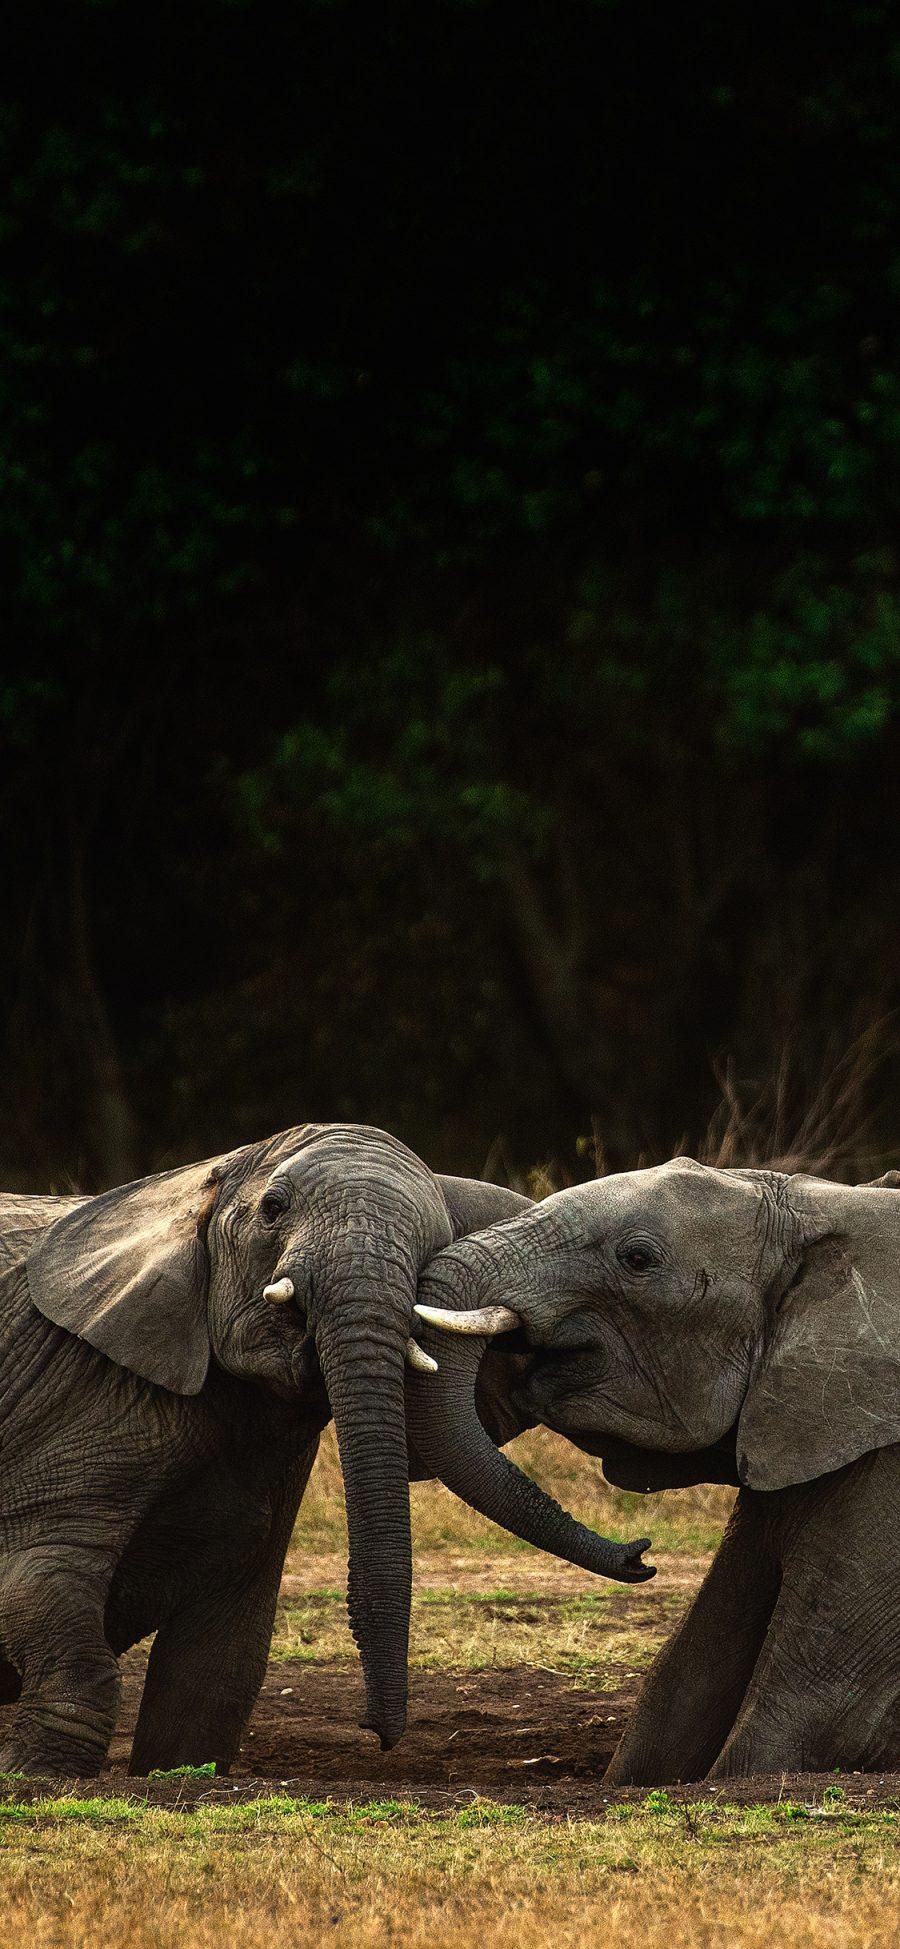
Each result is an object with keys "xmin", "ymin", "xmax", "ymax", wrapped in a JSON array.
[
  {"xmin": 515, "ymin": 1344, "xmax": 610, "ymax": 1428},
  {"xmin": 472, "ymin": 1330, "xmax": 540, "ymax": 1446},
  {"xmin": 476, "ymin": 1336, "xmax": 614, "ymax": 1442},
  {"xmin": 288, "ymin": 1335, "xmax": 331, "ymax": 1419}
]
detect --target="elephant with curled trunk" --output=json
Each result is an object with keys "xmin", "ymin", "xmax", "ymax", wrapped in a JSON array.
[
  {"xmin": 0, "ymin": 1123, "xmax": 651, "ymax": 1778},
  {"xmin": 410, "ymin": 1158, "xmax": 900, "ymax": 1780}
]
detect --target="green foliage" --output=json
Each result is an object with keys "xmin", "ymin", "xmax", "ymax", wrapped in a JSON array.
[
  {"xmin": 147, "ymin": 1763, "xmax": 217, "ymax": 1780},
  {"xmin": 5, "ymin": 1, "xmax": 900, "ymax": 1186},
  {"xmin": 6, "ymin": 3, "xmax": 900, "ymax": 662}
]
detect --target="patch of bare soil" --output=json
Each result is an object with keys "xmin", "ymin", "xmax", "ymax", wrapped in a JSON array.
[
  {"xmin": 5, "ymin": 1551, "xmax": 900, "ymax": 1812},
  {"xmin": 91, "ymin": 1653, "xmax": 900, "ymax": 1815},
  {"xmin": 105, "ymin": 1654, "xmax": 639, "ymax": 1794}
]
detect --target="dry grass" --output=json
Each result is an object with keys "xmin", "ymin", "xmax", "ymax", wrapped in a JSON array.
[
  {"xmin": 278, "ymin": 1424, "xmax": 729, "ymax": 1694},
  {"xmin": 1, "ymin": 1795, "xmax": 899, "ymax": 1949},
  {"xmin": 286, "ymin": 1425, "xmax": 736, "ymax": 1567},
  {"xmin": 697, "ymin": 1031, "xmax": 889, "ymax": 1178},
  {"xmin": 524, "ymin": 1028, "xmax": 896, "ymax": 1190},
  {"xmin": 272, "ymin": 1581, "xmax": 688, "ymax": 1679}
]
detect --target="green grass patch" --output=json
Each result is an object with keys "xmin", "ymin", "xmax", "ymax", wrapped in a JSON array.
[
  {"xmin": 0, "ymin": 1789, "xmax": 895, "ymax": 1847},
  {"xmin": 456, "ymin": 1799, "xmax": 528, "ymax": 1827},
  {"xmin": 147, "ymin": 1763, "xmax": 217, "ymax": 1780},
  {"xmin": 0, "ymin": 1796, "xmax": 140, "ymax": 1825}
]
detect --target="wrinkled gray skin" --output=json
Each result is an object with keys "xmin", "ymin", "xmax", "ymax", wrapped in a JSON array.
[
  {"xmin": 412, "ymin": 1158, "xmax": 900, "ymax": 1779},
  {"xmin": 0, "ymin": 1124, "xmax": 650, "ymax": 1778}
]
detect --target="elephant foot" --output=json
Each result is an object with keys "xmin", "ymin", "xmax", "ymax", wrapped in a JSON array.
[
  {"xmin": 0, "ymin": 1736, "xmax": 104, "ymax": 1779},
  {"xmin": 0, "ymin": 1694, "xmax": 117, "ymax": 1779}
]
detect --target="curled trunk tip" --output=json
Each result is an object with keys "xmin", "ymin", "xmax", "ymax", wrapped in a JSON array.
[{"xmin": 406, "ymin": 1326, "xmax": 656, "ymax": 1585}]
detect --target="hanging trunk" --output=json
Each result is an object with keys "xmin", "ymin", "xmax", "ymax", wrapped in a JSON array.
[{"xmin": 315, "ymin": 1317, "xmax": 413, "ymax": 1749}]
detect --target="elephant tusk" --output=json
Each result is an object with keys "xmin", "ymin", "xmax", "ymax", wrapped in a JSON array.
[
  {"xmin": 263, "ymin": 1277, "xmax": 295, "ymax": 1304},
  {"xmin": 413, "ymin": 1303, "xmax": 521, "ymax": 1337},
  {"xmin": 405, "ymin": 1337, "xmax": 438, "ymax": 1374}
]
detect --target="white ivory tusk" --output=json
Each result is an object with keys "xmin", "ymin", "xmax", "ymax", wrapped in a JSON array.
[
  {"xmin": 405, "ymin": 1337, "xmax": 439, "ymax": 1374},
  {"xmin": 413, "ymin": 1303, "xmax": 521, "ymax": 1337},
  {"xmin": 263, "ymin": 1277, "xmax": 295, "ymax": 1304}
]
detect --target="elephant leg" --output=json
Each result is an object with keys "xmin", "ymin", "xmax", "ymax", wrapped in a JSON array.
[
  {"xmin": 0, "ymin": 1551, "xmax": 119, "ymax": 1776},
  {"xmin": 129, "ymin": 1442, "xmax": 318, "ymax": 1775},
  {"xmin": 710, "ymin": 1449, "xmax": 900, "ymax": 1780},
  {"xmin": 606, "ymin": 1491, "xmax": 781, "ymax": 1786}
]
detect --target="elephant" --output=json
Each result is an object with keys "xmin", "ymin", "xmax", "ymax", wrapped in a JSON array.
[
  {"xmin": 408, "ymin": 1156, "xmax": 900, "ymax": 1780},
  {"xmin": 0, "ymin": 1123, "xmax": 652, "ymax": 1777}
]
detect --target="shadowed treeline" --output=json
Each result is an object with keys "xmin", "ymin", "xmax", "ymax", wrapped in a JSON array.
[{"xmin": 3, "ymin": 2, "xmax": 900, "ymax": 1189}]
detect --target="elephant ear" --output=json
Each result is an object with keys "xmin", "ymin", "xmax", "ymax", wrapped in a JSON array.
[
  {"xmin": 26, "ymin": 1157, "xmax": 227, "ymax": 1394},
  {"xmin": 737, "ymin": 1181, "xmax": 900, "ymax": 1490},
  {"xmin": 437, "ymin": 1176, "xmax": 532, "ymax": 1238}
]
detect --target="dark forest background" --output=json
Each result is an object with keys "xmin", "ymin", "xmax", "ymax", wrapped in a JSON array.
[{"xmin": 4, "ymin": 0, "xmax": 900, "ymax": 1192}]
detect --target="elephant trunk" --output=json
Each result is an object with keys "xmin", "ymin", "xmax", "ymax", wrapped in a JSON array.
[
  {"xmin": 407, "ymin": 1256, "xmax": 654, "ymax": 1584},
  {"xmin": 315, "ymin": 1304, "xmax": 413, "ymax": 1750}
]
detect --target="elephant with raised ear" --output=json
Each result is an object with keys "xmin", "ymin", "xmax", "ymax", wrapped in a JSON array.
[
  {"xmin": 0, "ymin": 1123, "xmax": 652, "ymax": 1777},
  {"xmin": 408, "ymin": 1159, "xmax": 900, "ymax": 1778}
]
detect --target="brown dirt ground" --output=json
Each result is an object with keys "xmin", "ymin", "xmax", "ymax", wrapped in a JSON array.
[{"xmin": 4, "ymin": 1549, "xmax": 900, "ymax": 1814}]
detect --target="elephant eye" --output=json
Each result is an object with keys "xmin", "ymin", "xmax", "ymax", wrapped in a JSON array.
[
  {"xmin": 616, "ymin": 1239, "xmax": 658, "ymax": 1274},
  {"xmin": 259, "ymin": 1190, "xmax": 289, "ymax": 1223}
]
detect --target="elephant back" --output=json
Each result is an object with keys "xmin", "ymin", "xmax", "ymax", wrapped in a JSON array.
[{"xmin": 0, "ymin": 1195, "xmax": 87, "ymax": 1279}]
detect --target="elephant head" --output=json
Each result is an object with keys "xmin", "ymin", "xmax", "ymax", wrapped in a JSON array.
[
  {"xmin": 410, "ymin": 1157, "xmax": 900, "ymax": 1496},
  {"xmin": 24, "ymin": 1125, "xmax": 652, "ymax": 1748}
]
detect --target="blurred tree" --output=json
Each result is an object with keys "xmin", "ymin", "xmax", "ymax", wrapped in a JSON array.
[{"xmin": 3, "ymin": 0, "xmax": 900, "ymax": 1184}]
